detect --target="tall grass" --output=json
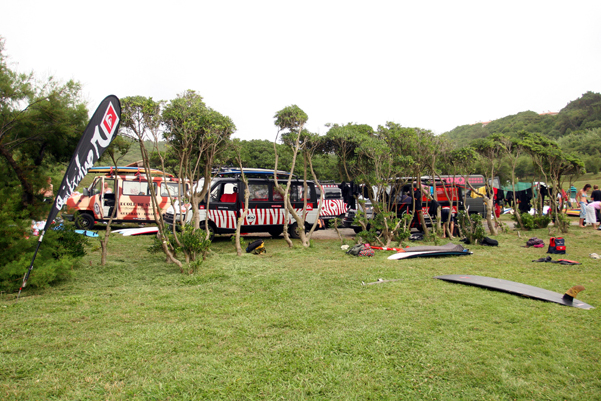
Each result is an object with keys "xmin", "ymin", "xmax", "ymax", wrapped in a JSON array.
[{"xmin": 1, "ymin": 224, "xmax": 600, "ymax": 400}]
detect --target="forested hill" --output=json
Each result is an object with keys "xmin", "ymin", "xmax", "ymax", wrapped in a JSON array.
[{"xmin": 443, "ymin": 91, "xmax": 601, "ymax": 142}]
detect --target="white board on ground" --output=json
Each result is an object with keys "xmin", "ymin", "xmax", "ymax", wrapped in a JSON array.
[{"xmin": 113, "ymin": 227, "xmax": 159, "ymax": 236}]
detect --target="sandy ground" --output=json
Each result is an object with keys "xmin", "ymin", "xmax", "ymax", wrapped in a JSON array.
[
  {"xmin": 310, "ymin": 227, "xmax": 357, "ymax": 240},
  {"xmin": 239, "ymin": 228, "xmax": 357, "ymax": 240}
]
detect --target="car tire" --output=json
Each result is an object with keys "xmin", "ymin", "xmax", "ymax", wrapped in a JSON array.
[
  {"xmin": 289, "ymin": 222, "xmax": 302, "ymax": 239},
  {"xmin": 74, "ymin": 213, "xmax": 95, "ymax": 230},
  {"xmin": 200, "ymin": 222, "xmax": 215, "ymax": 241},
  {"xmin": 268, "ymin": 230, "xmax": 283, "ymax": 237}
]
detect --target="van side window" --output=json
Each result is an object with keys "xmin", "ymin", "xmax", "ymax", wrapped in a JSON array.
[
  {"xmin": 272, "ymin": 184, "xmax": 283, "ymax": 201},
  {"xmin": 290, "ymin": 184, "xmax": 312, "ymax": 202},
  {"xmin": 215, "ymin": 183, "xmax": 238, "ymax": 203},
  {"xmin": 160, "ymin": 182, "xmax": 180, "ymax": 197},
  {"xmin": 210, "ymin": 184, "xmax": 220, "ymax": 203},
  {"xmin": 123, "ymin": 181, "xmax": 149, "ymax": 196},
  {"xmin": 249, "ymin": 184, "xmax": 269, "ymax": 201}
]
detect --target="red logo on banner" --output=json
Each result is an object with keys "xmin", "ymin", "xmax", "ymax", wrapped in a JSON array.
[{"xmin": 102, "ymin": 103, "xmax": 118, "ymax": 136}]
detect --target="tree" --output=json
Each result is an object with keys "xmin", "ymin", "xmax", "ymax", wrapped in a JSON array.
[
  {"xmin": 470, "ymin": 135, "xmax": 506, "ymax": 235},
  {"xmin": 96, "ymin": 136, "xmax": 132, "ymax": 266},
  {"xmin": 446, "ymin": 146, "xmax": 481, "ymax": 242},
  {"xmin": 351, "ymin": 123, "xmax": 417, "ymax": 247},
  {"xmin": 163, "ymin": 91, "xmax": 235, "ymax": 251},
  {"xmin": 520, "ymin": 132, "xmax": 584, "ymax": 233},
  {"xmin": 273, "ymin": 105, "xmax": 314, "ymax": 247},
  {"xmin": 499, "ymin": 134, "xmax": 526, "ymax": 230},
  {"xmin": 0, "ymin": 37, "xmax": 89, "ymax": 292},
  {"xmin": 120, "ymin": 95, "xmax": 182, "ymax": 267},
  {"xmin": 324, "ymin": 123, "xmax": 374, "ymax": 181},
  {"xmin": 0, "ymin": 37, "xmax": 88, "ymax": 212}
]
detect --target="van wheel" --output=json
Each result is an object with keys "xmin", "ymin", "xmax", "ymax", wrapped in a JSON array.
[
  {"xmin": 74, "ymin": 213, "xmax": 95, "ymax": 230},
  {"xmin": 200, "ymin": 223, "xmax": 215, "ymax": 241},
  {"xmin": 288, "ymin": 223, "xmax": 302, "ymax": 239},
  {"xmin": 268, "ymin": 230, "xmax": 282, "ymax": 237}
]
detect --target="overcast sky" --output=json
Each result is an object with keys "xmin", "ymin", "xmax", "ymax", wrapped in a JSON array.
[{"xmin": 2, "ymin": 1, "xmax": 600, "ymax": 139}]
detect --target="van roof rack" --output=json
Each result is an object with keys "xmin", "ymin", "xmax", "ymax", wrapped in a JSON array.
[
  {"xmin": 215, "ymin": 168, "xmax": 295, "ymax": 178},
  {"xmin": 89, "ymin": 166, "xmax": 174, "ymax": 177}
]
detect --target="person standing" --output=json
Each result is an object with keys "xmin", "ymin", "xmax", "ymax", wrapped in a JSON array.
[
  {"xmin": 576, "ymin": 184, "xmax": 591, "ymax": 227},
  {"xmin": 585, "ymin": 201, "xmax": 601, "ymax": 229},
  {"xmin": 591, "ymin": 185, "xmax": 601, "ymax": 202},
  {"xmin": 592, "ymin": 185, "xmax": 601, "ymax": 221}
]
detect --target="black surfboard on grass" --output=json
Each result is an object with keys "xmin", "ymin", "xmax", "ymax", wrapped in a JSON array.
[{"xmin": 435, "ymin": 274, "xmax": 593, "ymax": 310}]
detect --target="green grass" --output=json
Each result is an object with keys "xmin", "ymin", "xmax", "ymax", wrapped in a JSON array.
[{"xmin": 1, "ymin": 223, "xmax": 600, "ymax": 400}]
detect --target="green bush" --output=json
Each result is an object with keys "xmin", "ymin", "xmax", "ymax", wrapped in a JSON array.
[
  {"xmin": 457, "ymin": 212, "xmax": 486, "ymax": 244},
  {"xmin": 0, "ymin": 189, "xmax": 87, "ymax": 293},
  {"xmin": 0, "ymin": 222, "xmax": 86, "ymax": 293},
  {"xmin": 533, "ymin": 214, "xmax": 551, "ymax": 229},
  {"xmin": 0, "ymin": 255, "xmax": 76, "ymax": 293},
  {"xmin": 512, "ymin": 212, "xmax": 551, "ymax": 230},
  {"xmin": 150, "ymin": 225, "xmax": 211, "ymax": 263},
  {"xmin": 516, "ymin": 212, "xmax": 536, "ymax": 230}
]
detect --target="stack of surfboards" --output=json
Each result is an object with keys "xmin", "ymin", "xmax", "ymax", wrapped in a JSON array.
[{"xmin": 387, "ymin": 242, "xmax": 471, "ymax": 260}]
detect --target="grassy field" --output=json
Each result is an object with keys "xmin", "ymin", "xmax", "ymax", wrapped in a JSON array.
[{"xmin": 1, "ymin": 219, "xmax": 600, "ymax": 400}]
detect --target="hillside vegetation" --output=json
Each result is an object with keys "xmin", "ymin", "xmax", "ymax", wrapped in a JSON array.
[
  {"xmin": 444, "ymin": 91, "xmax": 601, "ymax": 142},
  {"xmin": 444, "ymin": 91, "xmax": 601, "ymax": 176}
]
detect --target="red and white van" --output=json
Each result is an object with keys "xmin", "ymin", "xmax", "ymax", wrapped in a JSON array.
[
  {"xmin": 316, "ymin": 184, "xmax": 349, "ymax": 225},
  {"xmin": 164, "ymin": 169, "xmax": 319, "ymax": 239},
  {"xmin": 64, "ymin": 167, "xmax": 186, "ymax": 229}
]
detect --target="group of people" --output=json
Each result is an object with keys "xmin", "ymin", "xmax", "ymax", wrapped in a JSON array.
[{"xmin": 576, "ymin": 184, "xmax": 601, "ymax": 229}]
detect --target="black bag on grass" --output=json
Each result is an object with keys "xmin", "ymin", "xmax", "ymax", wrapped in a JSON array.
[
  {"xmin": 480, "ymin": 237, "xmax": 498, "ymax": 246},
  {"xmin": 246, "ymin": 239, "xmax": 266, "ymax": 254}
]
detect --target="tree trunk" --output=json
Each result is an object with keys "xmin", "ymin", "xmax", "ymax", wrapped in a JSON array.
[
  {"xmin": 139, "ymin": 140, "xmax": 182, "ymax": 268},
  {"xmin": 0, "ymin": 142, "xmax": 35, "ymax": 205},
  {"xmin": 483, "ymin": 195, "xmax": 497, "ymax": 235},
  {"xmin": 511, "ymin": 172, "xmax": 524, "ymax": 229}
]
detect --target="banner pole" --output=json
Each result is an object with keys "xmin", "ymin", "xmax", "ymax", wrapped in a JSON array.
[{"xmin": 17, "ymin": 231, "xmax": 45, "ymax": 300}]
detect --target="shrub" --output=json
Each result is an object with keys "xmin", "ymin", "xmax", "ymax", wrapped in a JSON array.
[
  {"xmin": 457, "ymin": 212, "xmax": 485, "ymax": 244},
  {"xmin": 533, "ymin": 214, "xmax": 551, "ymax": 229},
  {"xmin": 150, "ymin": 226, "xmax": 211, "ymax": 263},
  {"xmin": 516, "ymin": 212, "xmax": 536, "ymax": 230},
  {"xmin": 0, "ymin": 199, "xmax": 87, "ymax": 292},
  {"xmin": 0, "ymin": 255, "xmax": 76, "ymax": 293},
  {"xmin": 512, "ymin": 212, "xmax": 551, "ymax": 230}
]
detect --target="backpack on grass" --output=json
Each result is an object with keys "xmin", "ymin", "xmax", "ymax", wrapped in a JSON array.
[
  {"xmin": 526, "ymin": 237, "xmax": 544, "ymax": 248},
  {"xmin": 246, "ymin": 239, "xmax": 266, "ymax": 255},
  {"xmin": 547, "ymin": 237, "xmax": 566, "ymax": 254},
  {"xmin": 346, "ymin": 243, "xmax": 374, "ymax": 257}
]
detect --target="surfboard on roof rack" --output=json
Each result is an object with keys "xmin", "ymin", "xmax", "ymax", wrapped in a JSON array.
[
  {"xmin": 215, "ymin": 168, "xmax": 294, "ymax": 178},
  {"xmin": 88, "ymin": 166, "xmax": 173, "ymax": 177}
]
